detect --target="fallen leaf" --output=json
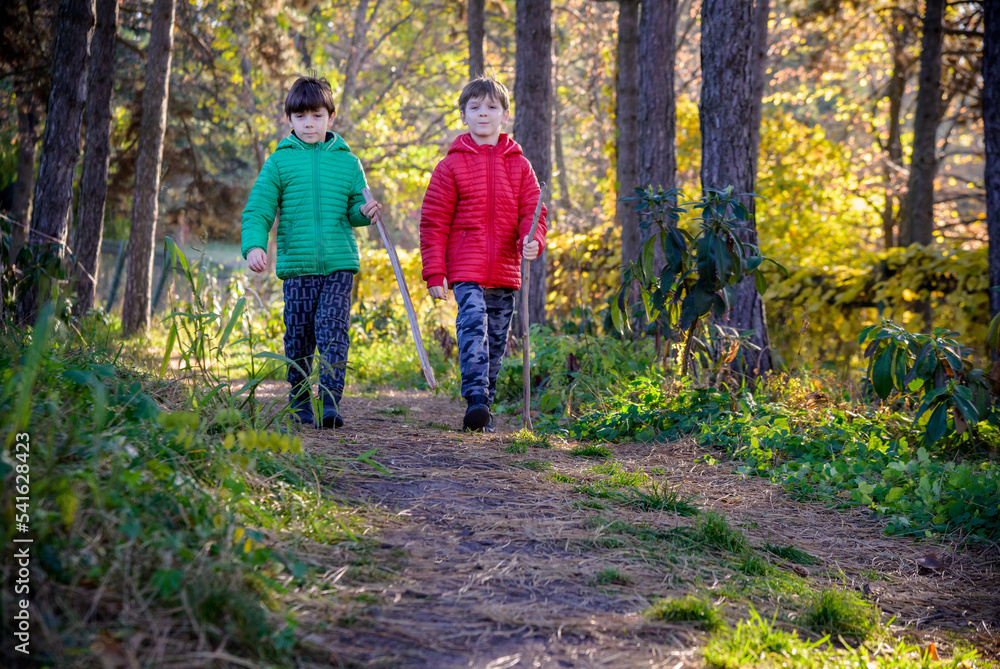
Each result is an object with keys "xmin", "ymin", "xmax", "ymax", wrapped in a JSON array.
[{"xmin": 925, "ymin": 642, "xmax": 939, "ymax": 661}]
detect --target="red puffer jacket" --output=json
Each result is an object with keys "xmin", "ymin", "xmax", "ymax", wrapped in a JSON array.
[{"xmin": 420, "ymin": 133, "xmax": 547, "ymax": 290}]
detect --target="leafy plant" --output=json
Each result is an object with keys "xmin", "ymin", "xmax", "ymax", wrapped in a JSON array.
[
  {"xmin": 860, "ymin": 320, "xmax": 997, "ymax": 446},
  {"xmin": 615, "ymin": 186, "xmax": 787, "ymax": 375}
]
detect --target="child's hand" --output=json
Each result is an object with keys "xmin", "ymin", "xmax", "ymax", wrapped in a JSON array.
[
  {"xmin": 522, "ymin": 236, "xmax": 540, "ymax": 261},
  {"xmin": 429, "ymin": 278, "xmax": 449, "ymax": 300},
  {"xmin": 361, "ymin": 199, "xmax": 382, "ymax": 222},
  {"xmin": 247, "ymin": 247, "xmax": 267, "ymax": 273}
]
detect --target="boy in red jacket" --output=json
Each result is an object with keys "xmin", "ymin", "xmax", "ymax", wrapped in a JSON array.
[{"xmin": 420, "ymin": 77, "xmax": 547, "ymax": 431}]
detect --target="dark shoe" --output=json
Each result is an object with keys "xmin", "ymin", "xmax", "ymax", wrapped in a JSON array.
[
  {"xmin": 482, "ymin": 412, "xmax": 495, "ymax": 433},
  {"xmin": 321, "ymin": 392, "xmax": 345, "ymax": 428},
  {"xmin": 288, "ymin": 390, "xmax": 314, "ymax": 425},
  {"xmin": 463, "ymin": 395, "xmax": 491, "ymax": 431},
  {"xmin": 321, "ymin": 407, "xmax": 344, "ymax": 428}
]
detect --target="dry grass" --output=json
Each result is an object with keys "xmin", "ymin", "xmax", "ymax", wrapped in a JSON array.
[{"xmin": 238, "ymin": 383, "xmax": 1000, "ymax": 668}]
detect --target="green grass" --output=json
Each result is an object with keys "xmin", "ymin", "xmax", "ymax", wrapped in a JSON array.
[
  {"xmin": 694, "ymin": 511, "xmax": 750, "ymax": 554},
  {"xmin": 703, "ymin": 607, "xmax": 983, "ymax": 669},
  {"xmin": 425, "ymin": 420, "xmax": 452, "ymax": 430},
  {"xmin": 547, "ymin": 472, "xmax": 576, "ymax": 484},
  {"xmin": 508, "ymin": 428, "xmax": 551, "ymax": 450},
  {"xmin": 703, "ymin": 608, "xmax": 803, "ymax": 668},
  {"xmin": 622, "ymin": 481, "xmax": 699, "ymax": 515},
  {"xmin": 761, "ymin": 542, "xmax": 819, "ymax": 565},
  {"xmin": 505, "ymin": 442, "xmax": 528, "ymax": 453},
  {"xmin": 376, "ymin": 405, "xmax": 410, "ymax": 416},
  {"xmin": 646, "ymin": 595, "xmax": 724, "ymax": 631},
  {"xmin": 591, "ymin": 568, "xmax": 631, "ymax": 586},
  {"xmin": 510, "ymin": 460, "xmax": 551, "ymax": 471},
  {"xmin": 570, "ymin": 443, "xmax": 612, "ymax": 458},
  {"xmin": 800, "ymin": 589, "xmax": 878, "ymax": 639},
  {"xmin": 735, "ymin": 553, "xmax": 773, "ymax": 577}
]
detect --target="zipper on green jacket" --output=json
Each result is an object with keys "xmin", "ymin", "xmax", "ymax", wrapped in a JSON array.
[{"xmin": 312, "ymin": 144, "xmax": 323, "ymax": 275}]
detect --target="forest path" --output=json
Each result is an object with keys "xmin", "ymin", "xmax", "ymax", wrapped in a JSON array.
[{"xmin": 261, "ymin": 385, "xmax": 1000, "ymax": 668}]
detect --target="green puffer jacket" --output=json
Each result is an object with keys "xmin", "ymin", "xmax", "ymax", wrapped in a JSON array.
[{"xmin": 241, "ymin": 132, "xmax": 371, "ymax": 279}]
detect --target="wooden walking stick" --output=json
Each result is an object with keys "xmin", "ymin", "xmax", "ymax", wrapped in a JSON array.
[
  {"xmin": 362, "ymin": 188, "xmax": 437, "ymax": 389},
  {"xmin": 521, "ymin": 183, "xmax": 546, "ymax": 431}
]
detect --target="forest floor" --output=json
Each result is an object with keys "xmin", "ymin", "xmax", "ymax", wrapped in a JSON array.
[{"xmin": 257, "ymin": 384, "xmax": 1000, "ymax": 669}]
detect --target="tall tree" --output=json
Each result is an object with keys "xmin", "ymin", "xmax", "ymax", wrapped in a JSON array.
[
  {"xmin": 16, "ymin": 0, "xmax": 95, "ymax": 325},
  {"xmin": 72, "ymin": 0, "xmax": 120, "ymax": 319},
  {"xmin": 637, "ymin": 0, "xmax": 677, "ymax": 248},
  {"xmin": 513, "ymin": 0, "xmax": 552, "ymax": 326},
  {"xmin": 700, "ymin": 0, "xmax": 772, "ymax": 376},
  {"xmin": 122, "ymin": 0, "xmax": 176, "ymax": 336},
  {"xmin": 468, "ymin": 0, "xmax": 485, "ymax": 78},
  {"xmin": 1, "ymin": 0, "xmax": 53, "ymax": 245},
  {"xmin": 11, "ymin": 88, "xmax": 42, "ymax": 241},
  {"xmin": 899, "ymin": 0, "xmax": 945, "ymax": 247},
  {"xmin": 879, "ymin": 19, "xmax": 911, "ymax": 250},
  {"xmin": 986, "ymin": 0, "xmax": 1000, "ymax": 318},
  {"xmin": 616, "ymin": 0, "xmax": 640, "ymax": 279}
]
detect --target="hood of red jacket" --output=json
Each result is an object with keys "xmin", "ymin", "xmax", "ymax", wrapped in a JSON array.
[{"xmin": 446, "ymin": 133, "xmax": 524, "ymax": 157}]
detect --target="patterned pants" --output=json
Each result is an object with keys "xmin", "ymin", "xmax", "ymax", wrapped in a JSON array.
[
  {"xmin": 283, "ymin": 271, "xmax": 354, "ymax": 407},
  {"xmin": 454, "ymin": 281, "xmax": 515, "ymax": 403}
]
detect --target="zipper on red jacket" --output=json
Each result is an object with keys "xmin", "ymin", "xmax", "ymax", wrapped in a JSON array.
[
  {"xmin": 486, "ymin": 144, "xmax": 495, "ymax": 285},
  {"xmin": 312, "ymin": 143, "xmax": 323, "ymax": 275}
]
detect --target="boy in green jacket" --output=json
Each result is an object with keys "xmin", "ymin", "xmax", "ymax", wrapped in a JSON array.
[{"xmin": 242, "ymin": 76, "xmax": 381, "ymax": 428}]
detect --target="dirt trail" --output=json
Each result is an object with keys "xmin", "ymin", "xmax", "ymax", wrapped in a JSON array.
[{"xmin": 265, "ymin": 386, "xmax": 1000, "ymax": 669}]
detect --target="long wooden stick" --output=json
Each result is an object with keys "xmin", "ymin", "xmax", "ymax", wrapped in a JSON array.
[
  {"xmin": 521, "ymin": 183, "xmax": 546, "ymax": 431},
  {"xmin": 362, "ymin": 188, "xmax": 437, "ymax": 389}
]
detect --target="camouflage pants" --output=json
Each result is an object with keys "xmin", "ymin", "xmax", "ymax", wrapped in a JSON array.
[
  {"xmin": 454, "ymin": 281, "xmax": 516, "ymax": 403},
  {"xmin": 283, "ymin": 271, "xmax": 354, "ymax": 407}
]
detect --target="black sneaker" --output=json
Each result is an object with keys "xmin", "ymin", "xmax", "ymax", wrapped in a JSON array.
[
  {"xmin": 463, "ymin": 395, "xmax": 491, "ymax": 431},
  {"xmin": 288, "ymin": 393, "xmax": 314, "ymax": 425},
  {"xmin": 321, "ymin": 392, "xmax": 345, "ymax": 429},
  {"xmin": 321, "ymin": 408, "xmax": 344, "ymax": 429}
]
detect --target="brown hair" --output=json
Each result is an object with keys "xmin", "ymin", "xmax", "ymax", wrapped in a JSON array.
[
  {"xmin": 458, "ymin": 76, "xmax": 510, "ymax": 113},
  {"xmin": 285, "ymin": 76, "xmax": 337, "ymax": 116}
]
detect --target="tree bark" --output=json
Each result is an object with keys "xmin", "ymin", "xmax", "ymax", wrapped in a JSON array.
[
  {"xmin": 11, "ymin": 87, "xmax": 42, "ymax": 243},
  {"xmin": 468, "ymin": 0, "xmax": 485, "ymax": 78},
  {"xmin": 883, "ymin": 43, "xmax": 906, "ymax": 249},
  {"xmin": 552, "ymin": 53, "xmax": 571, "ymax": 216},
  {"xmin": 336, "ymin": 0, "xmax": 370, "ymax": 132},
  {"xmin": 122, "ymin": 0, "xmax": 176, "ymax": 336},
  {"xmin": 899, "ymin": 0, "xmax": 944, "ymax": 247},
  {"xmin": 513, "ymin": 0, "xmax": 551, "ymax": 327},
  {"xmin": 986, "ymin": 0, "xmax": 1000, "ymax": 318},
  {"xmin": 72, "ymin": 0, "xmax": 119, "ymax": 319},
  {"xmin": 700, "ymin": 0, "xmax": 772, "ymax": 377},
  {"xmin": 16, "ymin": 0, "xmax": 95, "ymax": 325},
  {"xmin": 616, "ymin": 0, "xmax": 640, "ymax": 278},
  {"xmin": 637, "ymin": 0, "xmax": 677, "ymax": 229}
]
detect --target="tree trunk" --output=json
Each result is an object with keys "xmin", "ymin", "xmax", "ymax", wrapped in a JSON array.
[
  {"xmin": 986, "ymin": 0, "xmax": 1000, "ymax": 318},
  {"xmin": 700, "ymin": 0, "xmax": 772, "ymax": 377},
  {"xmin": 616, "ymin": 0, "xmax": 640, "ymax": 279},
  {"xmin": 16, "ymin": 0, "xmax": 95, "ymax": 325},
  {"xmin": 637, "ymin": 0, "xmax": 677, "ymax": 228},
  {"xmin": 11, "ymin": 86, "xmax": 42, "ymax": 244},
  {"xmin": 513, "ymin": 0, "xmax": 551, "ymax": 327},
  {"xmin": 883, "ymin": 42, "xmax": 906, "ymax": 249},
  {"xmin": 899, "ymin": 0, "xmax": 944, "ymax": 247},
  {"xmin": 337, "ymin": 0, "xmax": 370, "ymax": 132},
  {"xmin": 468, "ymin": 0, "xmax": 485, "ymax": 78},
  {"xmin": 121, "ymin": 0, "xmax": 176, "ymax": 336},
  {"xmin": 552, "ymin": 53, "xmax": 571, "ymax": 216},
  {"xmin": 72, "ymin": 0, "xmax": 119, "ymax": 319}
]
